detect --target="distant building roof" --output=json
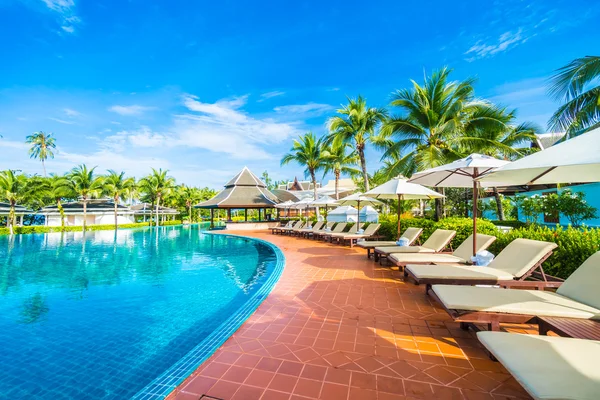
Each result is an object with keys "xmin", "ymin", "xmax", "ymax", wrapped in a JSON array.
[
  {"xmin": 130, "ymin": 203, "xmax": 178, "ymax": 215},
  {"xmin": 277, "ymin": 177, "xmax": 321, "ymax": 191},
  {"xmin": 270, "ymin": 189, "xmax": 300, "ymax": 203},
  {"xmin": 533, "ymin": 132, "xmax": 566, "ymax": 150},
  {"xmin": 196, "ymin": 167, "xmax": 280, "ymax": 209},
  {"xmin": 0, "ymin": 202, "xmax": 31, "ymax": 215},
  {"xmin": 40, "ymin": 200, "xmax": 131, "ymax": 214}
]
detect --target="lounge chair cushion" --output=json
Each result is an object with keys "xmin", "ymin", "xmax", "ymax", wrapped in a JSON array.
[
  {"xmin": 477, "ymin": 332, "xmax": 600, "ymax": 400},
  {"xmin": 376, "ymin": 246, "xmax": 436, "ymax": 254},
  {"xmin": 432, "ymin": 285, "xmax": 600, "ymax": 319},
  {"xmin": 556, "ymin": 251, "xmax": 600, "ymax": 310},
  {"xmin": 421, "ymin": 229, "xmax": 456, "ymax": 252},
  {"xmin": 406, "ymin": 264, "xmax": 515, "ymax": 281},
  {"xmin": 486, "ymin": 239, "xmax": 558, "ymax": 277},
  {"xmin": 389, "ymin": 253, "xmax": 466, "ymax": 265},
  {"xmin": 356, "ymin": 241, "xmax": 399, "ymax": 249},
  {"xmin": 451, "ymin": 234, "xmax": 497, "ymax": 261},
  {"xmin": 402, "ymin": 227, "xmax": 423, "ymax": 244}
]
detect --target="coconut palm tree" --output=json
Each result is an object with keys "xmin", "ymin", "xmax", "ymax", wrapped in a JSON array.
[
  {"xmin": 68, "ymin": 165, "xmax": 104, "ymax": 231},
  {"xmin": 0, "ymin": 170, "xmax": 29, "ymax": 233},
  {"xmin": 26, "ymin": 131, "xmax": 56, "ymax": 177},
  {"xmin": 549, "ymin": 55, "xmax": 600, "ymax": 137},
  {"xmin": 138, "ymin": 169, "xmax": 176, "ymax": 227},
  {"xmin": 381, "ymin": 67, "xmax": 509, "ymax": 219},
  {"xmin": 281, "ymin": 132, "xmax": 329, "ymax": 200},
  {"xmin": 178, "ymin": 185, "xmax": 202, "ymax": 223},
  {"xmin": 103, "ymin": 170, "xmax": 136, "ymax": 229},
  {"xmin": 322, "ymin": 142, "xmax": 360, "ymax": 199},
  {"xmin": 327, "ymin": 96, "xmax": 387, "ymax": 191},
  {"xmin": 41, "ymin": 174, "xmax": 73, "ymax": 229}
]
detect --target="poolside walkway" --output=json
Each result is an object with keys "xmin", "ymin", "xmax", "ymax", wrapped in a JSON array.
[{"xmin": 168, "ymin": 231, "xmax": 533, "ymax": 400}]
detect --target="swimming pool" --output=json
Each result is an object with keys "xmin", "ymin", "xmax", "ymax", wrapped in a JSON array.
[{"xmin": 0, "ymin": 225, "xmax": 283, "ymax": 399}]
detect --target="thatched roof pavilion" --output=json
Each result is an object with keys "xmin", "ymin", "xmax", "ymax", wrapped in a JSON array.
[{"xmin": 195, "ymin": 167, "xmax": 282, "ymax": 227}]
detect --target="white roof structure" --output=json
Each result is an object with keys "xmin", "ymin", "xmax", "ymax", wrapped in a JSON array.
[
  {"xmin": 409, "ymin": 154, "xmax": 510, "ymax": 188},
  {"xmin": 328, "ymin": 205, "xmax": 358, "ymax": 222},
  {"xmin": 479, "ymin": 127, "xmax": 600, "ymax": 187},
  {"xmin": 359, "ymin": 206, "xmax": 379, "ymax": 223}
]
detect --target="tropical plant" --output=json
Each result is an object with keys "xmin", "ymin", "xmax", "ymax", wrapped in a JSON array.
[
  {"xmin": 327, "ymin": 96, "xmax": 387, "ymax": 191},
  {"xmin": 42, "ymin": 174, "xmax": 73, "ymax": 229},
  {"xmin": 68, "ymin": 165, "xmax": 104, "ymax": 231},
  {"xmin": 178, "ymin": 185, "xmax": 202, "ymax": 222},
  {"xmin": 138, "ymin": 169, "xmax": 176, "ymax": 226},
  {"xmin": 323, "ymin": 142, "xmax": 360, "ymax": 199},
  {"xmin": 520, "ymin": 195, "xmax": 544, "ymax": 224},
  {"xmin": 0, "ymin": 170, "xmax": 29, "ymax": 232},
  {"xmin": 280, "ymin": 132, "xmax": 329, "ymax": 200},
  {"xmin": 26, "ymin": 131, "xmax": 56, "ymax": 177},
  {"xmin": 381, "ymin": 67, "xmax": 511, "ymax": 220},
  {"xmin": 103, "ymin": 170, "xmax": 136, "ymax": 229},
  {"xmin": 544, "ymin": 189, "xmax": 597, "ymax": 227},
  {"xmin": 549, "ymin": 55, "xmax": 600, "ymax": 137}
]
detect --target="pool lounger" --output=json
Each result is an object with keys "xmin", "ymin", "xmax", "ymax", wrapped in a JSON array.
[
  {"xmin": 373, "ymin": 229, "xmax": 456, "ymax": 263},
  {"xmin": 356, "ymin": 227, "xmax": 423, "ymax": 258}
]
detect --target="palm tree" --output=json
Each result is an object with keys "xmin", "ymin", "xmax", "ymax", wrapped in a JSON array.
[
  {"xmin": 549, "ymin": 55, "xmax": 600, "ymax": 137},
  {"xmin": 26, "ymin": 132, "xmax": 56, "ymax": 177},
  {"xmin": 381, "ymin": 67, "xmax": 509, "ymax": 219},
  {"xmin": 0, "ymin": 170, "xmax": 28, "ymax": 233},
  {"xmin": 138, "ymin": 169, "xmax": 176, "ymax": 227},
  {"xmin": 281, "ymin": 132, "xmax": 329, "ymax": 200},
  {"xmin": 178, "ymin": 185, "xmax": 202, "ymax": 223},
  {"xmin": 103, "ymin": 170, "xmax": 136, "ymax": 229},
  {"xmin": 68, "ymin": 165, "xmax": 104, "ymax": 231},
  {"xmin": 323, "ymin": 142, "xmax": 360, "ymax": 199},
  {"xmin": 327, "ymin": 96, "xmax": 387, "ymax": 191},
  {"xmin": 43, "ymin": 174, "xmax": 74, "ymax": 229}
]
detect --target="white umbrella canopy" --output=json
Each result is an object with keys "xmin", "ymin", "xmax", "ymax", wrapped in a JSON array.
[
  {"xmin": 408, "ymin": 154, "xmax": 510, "ymax": 256},
  {"xmin": 309, "ymin": 196, "xmax": 339, "ymax": 221},
  {"xmin": 365, "ymin": 178, "xmax": 444, "ymax": 239},
  {"xmin": 274, "ymin": 200, "xmax": 295, "ymax": 209},
  {"xmin": 337, "ymin": 193, "xmax": 382, "ymax": 226},
  {"xmin": 478, "ymin": 127, "xmax": 600, "ymax": 186}
]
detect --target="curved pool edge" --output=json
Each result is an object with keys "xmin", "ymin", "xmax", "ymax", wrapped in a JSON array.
[{"xmin": 131, "ymin": 232, "xmax": 285, "ymax": 400}]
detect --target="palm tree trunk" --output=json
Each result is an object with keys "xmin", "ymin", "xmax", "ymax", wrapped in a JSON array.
[
  {"xmin": 334, "ymin": 170, "xmax": 340, "ymax": 200},
  {"xmin": 8, "ymin": 202, "xmax": 15, "ymax": 235},
  {"xmin": 358, "ymin": 147, "xmax": 369, "ymax": 191},
  {"xmin": 42, "ymin": 160, "xmax": 47, "ymax": 177},
  {"xmin": 114, "ymin": 197, "xmax": 118, "ymax": 229},
  {"xmin": 188, "ymin": 205, "xmax": 192, "ymax": 222},
  {"xmin": 83, "ymin": 198, "xmax": 87, "ymax": 231},
  {"xmin": 434, "ymin": 188, "xmax": 443, "ymax": 221},
  {"xmin": 493, "ymin": 187, "xmax": 505, "ymax": 221},
  {"xmin": 58, "ymin": 199, "xmax": 65, "ymax": 230},
  {"xmin": 156, "ymin": 195, "xmax": 161, "ymax": 227}
]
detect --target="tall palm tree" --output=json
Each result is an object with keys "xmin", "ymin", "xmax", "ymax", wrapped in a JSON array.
[
  {"xmin": 68, "ymin": 165, "xmax": 104, "ymax": 231},
  {"xmin": 178, "ymin": 185, "xmax": 201, "ymax": 223},
  {"xmin": 281, "ymin": 132, "xmax": 329, "ymax": 200},
  {"xmin": 138, "ymin": 169, "xmax": 176, "ymax": 227},
  {"xmin": 0, "ymin": 170, "xmax": 28, "ymax": 233},
  {"xmin": 327, "ymin": 96, "xmax": 387, "ymax": 191},
  {"xmin": 42, "ymin": 174, "xmax": 74, "ymax": 229},
  {"xmin": 26, "ymin": 131, "xmax": 56, "ymax": 177},
  {"xmin": 549, "ymin": 55, "xmax": 600, "ymax": 137},
  {"xmin": 323, "ymin": 142, "xmax": 360, "ymax": 199},
  {"xmin": 103, "ymin": 170, "xmax": 136, "ymax": 229},
  {"xmin": 381, "ymin": 67, "xmax": 509, "ymax": 220}
]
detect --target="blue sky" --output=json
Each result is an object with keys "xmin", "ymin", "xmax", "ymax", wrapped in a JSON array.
[{"xmin": 0, "ymin": 0, "xmax": 598, "ymax": 188}]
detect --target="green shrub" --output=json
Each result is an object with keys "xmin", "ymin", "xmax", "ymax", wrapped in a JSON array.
[
  {"xmin": 488, "ymin": 225, "xmax": 600, "ymax": 279},
  {"xmin": 489, "ymin": 220, "xmax": 528, "ymax": 229},
  {"xmin": 0, "ymin": 221, "xmax": 186, "ymax": 236},
  {"xmin": 377, "ymin": 215, "xmax": 437, "ymax": 241},
  {"xmin": 432, "ymin": 217, "xmax": 500, "ymax": 249}
]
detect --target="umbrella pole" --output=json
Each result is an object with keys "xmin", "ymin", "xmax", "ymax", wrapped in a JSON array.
[
  {"xmin": 397, "ymin": 194, "xmax": 401, "ymax": 240},
  {"xmin": 357, "ymin": 200, "xmax": 361, "ymax": 227},
  {"xmin": 472, "ymin": 171, "xmax": 478, "ymax": 257}
]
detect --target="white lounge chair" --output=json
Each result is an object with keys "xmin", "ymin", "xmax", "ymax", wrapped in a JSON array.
[{"xmin": 357, "ymin": 227, "xmax": 423, "ymax": 258}]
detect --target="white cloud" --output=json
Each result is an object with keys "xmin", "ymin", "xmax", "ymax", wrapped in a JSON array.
[
  {"xmin": 259, "ymin": 91, "xmax": 285, "ymax": 101},
  {"xmin": 108, "ymin": 105, "xmax": 155, "ymax": 116},
  {"xmin": 41, "ymin": 0, "xmax": 80, "ymax": 34},
  {"xmin": 465, "ymin": 29, "xmax": 527, "ymax": 60},
  {"xmin": 49, "ymin": 117, "xmax": 75, "ymax": 124},
  {"xmin": 274, "ymin": 103, "xmax": 334, "ymax": 115},
  {"xmin": 63, "ymin": 108, "xmax": 80, "ymax": 117}
]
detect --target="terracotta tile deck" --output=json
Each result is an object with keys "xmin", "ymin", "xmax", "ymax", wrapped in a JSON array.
[{"xmin": 169, "ymin": 231, "xmax": 534, "ymax": 400}]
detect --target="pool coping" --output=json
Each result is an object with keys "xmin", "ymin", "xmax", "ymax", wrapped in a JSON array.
[{"xmin": 130, "ymin": 232, "xmax": 286, "ymax": 400}]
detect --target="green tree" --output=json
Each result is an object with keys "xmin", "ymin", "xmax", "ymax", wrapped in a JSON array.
[
  {"xmin": 281, "ymin": 132, "xmax": 329, "ymax": 200},
  {"xmin": 549, "ymin": 55, "xmax": 600, "ymax": 137},
  {"xmin": 381, "ymin": 67, "xmax": 509, "ymax": 220},
  {"xmin": 0, "ymin": 170, "xmax": 29, "ymax": 232},
  {"xmin": 323, "ymin": 142, "xmax": 360, "ymax": 199},
  {"xmin": 139, "ymin": 169, "xmax": 176, "ymax": 227},
  {"xmin": 327, "ymin": 96, "xmax": 387, "ymax": 191},
  {"xmin": 178, "ymin": 185, "xmax": 202, "ymax": 222},
  {"xmin": 103, "ymin": 170, "xmax": 136, "ymax": 229},
  {"xmin": 42, "ymin": 174, "xmax": 74, "ymax": 229},
  {"xmin": 68, "ymin": 165, "xmax": 104, "ymax": 231},
  {"xmin": 26, "ymin": 131, "xmax": 56, "ymax": 177}
]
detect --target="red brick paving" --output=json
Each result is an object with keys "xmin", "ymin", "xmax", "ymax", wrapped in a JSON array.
[{"xmin": 168, "ymin": 231, "xmax": 533, "ymax": 400}]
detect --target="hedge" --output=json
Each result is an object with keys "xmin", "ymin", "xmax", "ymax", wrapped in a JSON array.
[
  {"xmin": 0, "ymin": 221, "xmax": 186, "ymax": 236},
  {"xmin": 489, "ymin": 220, "xmax": 528, "ymax": 229}
]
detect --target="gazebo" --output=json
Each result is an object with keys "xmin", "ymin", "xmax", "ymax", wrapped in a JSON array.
[{"xmin": 195, "ymin": 167, "xmax": 281, "ymax": 229}]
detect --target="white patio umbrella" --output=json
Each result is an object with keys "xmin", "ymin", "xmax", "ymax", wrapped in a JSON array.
[
  {"xmin": 478, "ymin": 127, "xmax": 600, "ymax": 186},
  {"xmin": 275, "ymin": 200, "xmax": 294, "ymax": 218},
  {"xmin": 365, "ymin": 177, "xmax": 444, "ymax": 239},
  {"xmin": 293, "ymin": 198, "xmax": 314, "ymax": 223},
  {"xmin": 308, "ymin": 196, "xmax": 339, "ymax": 221},
  {"xmin": 409, "ymin": 154, "xmax": 510, "ymax": 256},
  {"xmin": 337, "ymin": 193, "xmax": 382, "ymax": 227}
]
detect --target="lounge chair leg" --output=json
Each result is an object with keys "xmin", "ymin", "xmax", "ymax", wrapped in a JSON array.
[
  {"xmin": 367, "ymin": 249, "xmax": 372, "ymax": 259},
  {"xmin": 489, "ymin": 321, "xmax": 500, "ymax": 331},
  {"xmin": 460, "ymin": 322, "xmax": 469, "ymax": 331}
]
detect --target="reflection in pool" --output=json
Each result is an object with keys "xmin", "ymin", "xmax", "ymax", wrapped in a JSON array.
[{"xmin": 0, "ymin": 225, "xmax": 279, "ymax": 399}]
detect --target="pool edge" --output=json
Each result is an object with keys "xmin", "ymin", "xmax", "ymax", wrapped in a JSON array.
[{"xmin": 130, "ymin": 232, "xmax": 286, "ymax": 400}]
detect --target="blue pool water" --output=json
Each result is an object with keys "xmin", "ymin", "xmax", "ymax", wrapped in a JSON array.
[{"xmin": 0, "ymin": 225, "xmax": 281, "ymax": 399}]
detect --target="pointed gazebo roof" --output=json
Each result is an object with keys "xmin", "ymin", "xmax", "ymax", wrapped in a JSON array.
[{"xmin": 195, "ymin": 167, "xmax": 280, "ymax": 209}]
